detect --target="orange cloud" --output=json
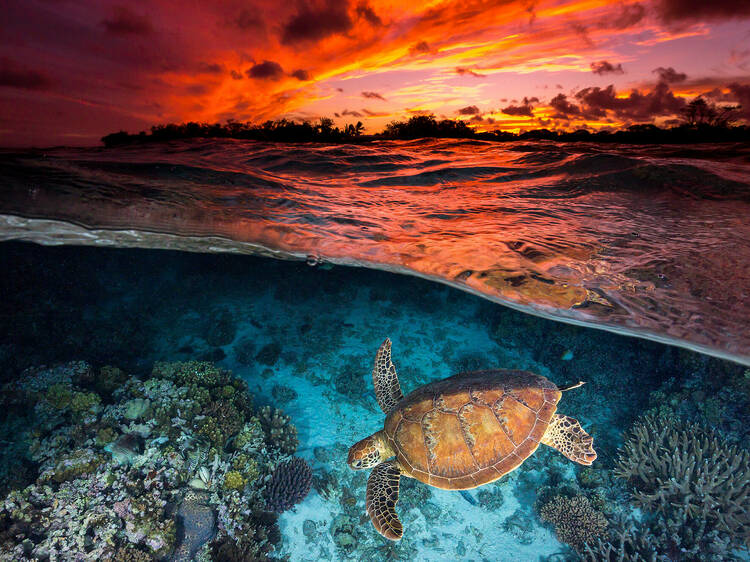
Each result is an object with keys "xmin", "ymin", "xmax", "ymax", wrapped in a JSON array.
[{"xmin": 2, "ymin": 0, "xmax": 750, "ymax": 145}]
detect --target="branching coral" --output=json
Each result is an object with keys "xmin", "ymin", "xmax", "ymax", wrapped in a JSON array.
[
  {"xmin": 264, "ymin": 457, "xmax": 312, "ymax": 512},
  {"xmin": 583, "ymin": 512, "xmax": 735, "ymax": 562},
  {"xmin": 615, "ymin": 413, "xmax": 750, "ymax": 550},
  {"xmin": 258, "ymin": 406, "xmax": 299, "ymax": 456},
  {"xmin": 538, "ymin": 494, "xmax": 608, "ymax": 551}
]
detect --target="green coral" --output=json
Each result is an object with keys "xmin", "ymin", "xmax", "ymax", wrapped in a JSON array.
[
  {"xmin": 196, "ymin": 416, "xmax": 224, "ymax": 449},
  {"xmin": 70, "ymin": 391, "xmax": 101, "ymax": 417},
  {"xmin": 223, "ymin": 471, "xmax": 246, "ymax": 491},
  {"xmin": 152, "ymin": 361, "xmax": 227, "ymax": 388},
  {"xmin": 48, "ymin": 448, "xmax": 104, "ymax": 483},
  {"xmin": 231, "ymin": 454, "xmax": 260, "ymax": 485},
  {"xmin": 95, "ymin": 427, "xmax": 117, "ymax": 446},
  {"xmin": 234, "ymin": 419, "xmax": 264, "ymax": 452},
  {"xmin": 46, "ymin": 383, "xmax": 73, "ymax": 409}
]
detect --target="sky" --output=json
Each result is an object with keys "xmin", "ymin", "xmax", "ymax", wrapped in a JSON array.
[{"xmin": 1, "ymin": 0, "xmax": 749, "ymax": 146}]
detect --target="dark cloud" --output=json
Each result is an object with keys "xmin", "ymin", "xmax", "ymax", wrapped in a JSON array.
[
  {"xmin": 101, "ymin": 6, "xmax": 153, "ymax": 35},
  {"xmin": 281, "ymin": 1, "xmax": 353, "ymax": 45},
  {"xmin": 342, "ymin": 109, "xmax": 363, "ymax": 117},
  {"xmin": 362, "ymin": 91, "xmax": 385, "ymax": 100},
  {"xmin": 292, "ymin": 69, "xmax": 311, "ymax": 81},
  {"xmin": 572, "ymin": 22, "xmax": 593, "ymax": 47},
  {"xmin": 523, "ymin": 0, "xmax": 539, "ymax": 25},
  {"xmin": 575, "ymin": 82, "xmax": 685, "ymax": 119},
  {"xmin": 457, "ymin": 105, "xmax": 480, "ymax": 115},
  {"xmin": 470, "ymin": 114, "xmax": 495, "ymax": 124},
  {"xmin": 356, "ymin": 2, "xmax": 383, "ymax": 26},
  {"xmin": 246, "ymin": 60, "xmax": 284, "ymax": 80},
  {"xmin": 502, "ymin": 97, "xmax": 536, "ymax": 117},
  {"xmin": 456, "ymin": 67, "xmax": 485, "ymax": 78},
  {"xmin": 197, "ymin": 62, "xmax": 223, "ymax": 74},
  {"xmin": 549, "ymin": 93, "xmax": 581, "ymax": 116},
  {"xmin": 654, "ymin": 0, "xmax": 750, "ymax": 24},
  {"xmin": 230, "ymin": 70, "xmax": 243, "ymax": 80},
  {"xmin": 653, "ymin": 67, "xmax": 687, "ymax": 83},
  {"xmin": 235, "ymin": 9, "xmax": 262, "ymax": 30},
  {"xmin": 410, "ymin": 41, "xmax": 432, "ymax": 55},
  {"xmin": 0, "ymin": 57, "xmax": 53, "ymax": 91},
  {"xmin": 609, "ymin": 3, "xmax": 646, "ymax": 29},
  {"xmin": 591, "ymin": 61, "xmax": 624, "ymax": 75},
  {"xmin": 362, "ymin": 108, "xmax": 387, "ymax": 116},
  {"xmin": 706, "ymin": 82, "xmax": 750, "ymax": 119},
  {"xmin": 185, "ymin": 83, "xmax": 208, "ymax": 95},
  {"xmin": 727, "ymin": 83, "xmax": 750, "ymax": 119}
]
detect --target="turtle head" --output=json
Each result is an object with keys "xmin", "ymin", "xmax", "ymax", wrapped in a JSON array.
[{"xmin": 348, "ymin": 432, "xmax": 389, "ymax": 470}]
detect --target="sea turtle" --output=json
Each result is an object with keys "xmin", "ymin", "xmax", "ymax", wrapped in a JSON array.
[{"xmin": 347, "ymin": 338, "xmax": 597, "ymax": 540}]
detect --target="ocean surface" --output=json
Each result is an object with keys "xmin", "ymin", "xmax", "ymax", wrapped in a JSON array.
[
  {"xmin": 0, "ymin": 139, "xmax": 748, "ymax": 561},
  {"xmin": 1, "ymin": 138, "xmax": 749, "ymax": 364}
]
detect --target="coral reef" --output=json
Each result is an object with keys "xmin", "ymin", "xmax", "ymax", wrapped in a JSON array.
[
  {"xmin": 0, "ymin": 360, "xmax": 301, "ymax": 561},
  {"xmin": 257, "ymin": 405, "xmax": 299, "ymax": 456},
  {"xmin": 264, "ymin": 457, "xmax": 313, "ymax": 512},
  {"xmin": 615, "ymin": 413, "xmax": 749, "ymax": 552},
  {"xmin": 538, "ymin": 495, "xmax": 608, "ymax": 551}
]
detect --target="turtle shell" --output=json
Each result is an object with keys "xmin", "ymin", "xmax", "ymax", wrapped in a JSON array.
[{"xmin": 383, "ymin": 370, "xmax": 560, "ymax": 490}]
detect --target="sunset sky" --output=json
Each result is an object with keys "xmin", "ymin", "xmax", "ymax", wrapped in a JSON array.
[{"xmin": 2, "ymin": 0, "xmax": 750, "ymax": 146}]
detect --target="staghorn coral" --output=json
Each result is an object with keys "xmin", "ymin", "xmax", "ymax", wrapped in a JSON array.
[
  {"xmin": 264, "ymin": 457, "xmax": 312, "ymax": 512},
  {"xmin": 539, "ymin": 494, "xmax": 608, "ymax": 551},
  {"xmin": 582, "ymin": 515, "xmax": 660, "ymax": 562},
  {"xmin": 582, "ymin": 512, "xmax": 736, "ymax": 562},
  {"xmin": 615, "ymin": 413, "xmax": 750, "ymax": 551}
]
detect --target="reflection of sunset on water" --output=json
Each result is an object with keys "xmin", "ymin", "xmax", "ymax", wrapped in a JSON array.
[{"xmin": 2, "ymin": 138, "xmax": 749, "ymax": 364}]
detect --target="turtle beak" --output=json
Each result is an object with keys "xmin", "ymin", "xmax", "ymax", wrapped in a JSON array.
[{"xmin": 347, "ymin": 447, "xmax": 362, "ymax": 469}]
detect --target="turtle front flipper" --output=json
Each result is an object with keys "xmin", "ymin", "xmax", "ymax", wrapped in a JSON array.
[
  {"xmin": 366, "ymin": 460, "xmax": 403, "ymax": 540},
  {"xmin": 540, "ymin": 414, "xmax": 597, "ymax": 465},
  {"xmin": 372, "ymin": 338, "xmax": 404, "ymax": 415}
]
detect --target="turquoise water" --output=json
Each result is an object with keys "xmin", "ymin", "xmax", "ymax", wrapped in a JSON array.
[
  {"xmin": 0, "ymin": 242, "xmax": 747, "ymax": 561},
  {"xmin": 0, "ymin": 138, "xmax": 748, "ymax": 560}
]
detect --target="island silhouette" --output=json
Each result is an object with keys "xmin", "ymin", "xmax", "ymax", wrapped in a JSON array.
[{"xmin": 102, "ymin": 98, "xmax": 747, "ymax": 147}]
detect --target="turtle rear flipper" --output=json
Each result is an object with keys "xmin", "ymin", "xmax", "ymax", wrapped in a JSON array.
[
  {"xmin": 366, "ymin": 460, "xmax": 403, "ymax": 540},
  {"xmin": 540, "ymin": 414, "xmax": 597, "ymax": 465},
  {"xmin": 372, "ymin": 338, "xmax": 404, "ymax": 415}
]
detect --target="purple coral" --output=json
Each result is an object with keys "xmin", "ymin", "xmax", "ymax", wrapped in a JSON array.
[{"xmin": 263, "ymin": 458, "xmax": 312, "ymax": 512}]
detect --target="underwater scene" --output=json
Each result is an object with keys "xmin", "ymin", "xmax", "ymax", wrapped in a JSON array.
[{"xmin": 0, "ymin": 139, "xmax": 749, "ymax": 562}]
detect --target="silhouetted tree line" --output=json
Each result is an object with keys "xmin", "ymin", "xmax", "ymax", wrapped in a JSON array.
[
  {"xmin": 103, "ymin": 98, "xmax": 747, "ymax": 147},
  {"xmin": 102, "ymin": 117, "xmax": 365, "ymax": 147}
]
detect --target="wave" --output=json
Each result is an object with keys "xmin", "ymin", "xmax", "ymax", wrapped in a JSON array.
[{"xmin": 1, "ymin": 138, "xmax": 749, "ymax": 365}]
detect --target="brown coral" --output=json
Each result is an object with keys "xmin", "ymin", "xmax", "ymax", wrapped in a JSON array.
[
  {"xmin": 539, "ymin": 495, "xmax": 608, "ymax": 551},
  {"xmin": 615, "ymin": 414, "xmax": 750, "ymax": 548},
  {"xmin": 258, "ymin": 406, "xmax": 299, "ymax": 455}
]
